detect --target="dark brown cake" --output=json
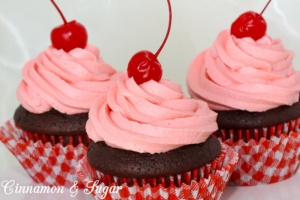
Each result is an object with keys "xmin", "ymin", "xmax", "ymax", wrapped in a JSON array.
[
  {"xmin": 87, "ymin": 134, "xmax": 221, "ymax": 178},
  {"xmin": 216, "ymin": 98, "xmax": 300, "ymax": 129},
  {"xmin": 14, "ymin": 105, "xmax": 89, "ymax": 146}
]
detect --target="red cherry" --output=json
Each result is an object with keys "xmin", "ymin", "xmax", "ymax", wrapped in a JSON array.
[
  {"xmin": 50, "ymin": 0, "xmax": 87, "ymax": 52},
  {"xmin": 231, "ymin": 0, "xmax": 272, "ymax": 41},
  {"xmin": 231, "ymin": 11, "xmax": 266, "ymax": 41},
  {"xmin": 127, "ymin": 0, "xmax": 172, "ymax": 85},
  {"xmin": 51, "ymin": 21, "xmax": 87, "ymax": 52},
  {"xmin": 128, "ymin": 51, "xmax": 162, "ymax": 84}
]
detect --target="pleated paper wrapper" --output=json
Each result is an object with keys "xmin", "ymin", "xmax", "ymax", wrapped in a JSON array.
[
  {"xmin": 0, "ymin": 119, "xmax": 88, "ymax": 188},
  {"xmin": 76, "ymin": 143, "xmax": 238, "ymax": 200},
  {"xmin": 215, "ymin": 118, "xmax": 300, "ymax": 186}
]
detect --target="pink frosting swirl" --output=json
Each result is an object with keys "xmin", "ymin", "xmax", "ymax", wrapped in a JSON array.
[
  {"xmin": 187, "ymin": 29, "xmax": 300, "ymax": 112},
  {"xmin": 17, "ymin": 45, "xmax": 121, "ymax": 114},
  {"xmin": 86, "ymin": 73, "xmax": 218, "ymax": 154}
]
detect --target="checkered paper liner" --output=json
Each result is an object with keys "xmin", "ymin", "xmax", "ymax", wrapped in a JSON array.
[
  {"xmin": 0, "ymin": 119, "xmax": 87, "ymax": 188},
  {"xmin": 76, "ymin": 143, "xmax": 238, "ymax": 200},
  {"xmin": 215, "ymin": 118, "xmax": 300, "ymax": 186},
  {"xmin": 20, "ymin": 130, "xmax": 91, "ymax": 147}
]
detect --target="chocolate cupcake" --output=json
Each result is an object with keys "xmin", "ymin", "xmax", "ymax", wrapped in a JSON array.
[
  {"xmin": 0, "ymin": 45, "xmax": 120, "ymax": 188},
  {"xmin": 77, "ymin": 73, "xmax": 239, "ymax": 199},
  {"xmin": 187, "ymin": 10, "xmax": 300, "ymax": 185},
  {"xmin": 0, "ymin": 1, "xmax": 120, "ymax": 188},
  {"xmin": 77, "ymin": 1, "xmax": 238, "ymax": 197}
]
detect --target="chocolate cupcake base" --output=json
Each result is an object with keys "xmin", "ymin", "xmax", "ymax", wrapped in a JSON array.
[
  {"xmin": 87, "ymin": 135, "xmax": 221, "ymax": 179},
  {"xmin": 213, "ymin": 97, "xmax": 300, "ymax": 186},
  {"xmin": 77, "ymin": 143, "xmax": 238, "ymax": 200},
  {"xmin": 14, "ymin": 105, "xmax": 90, "ymax": 146},
  {"xmin": 216, "ymin": 96, "xmax": 300, "ymax": 130}
]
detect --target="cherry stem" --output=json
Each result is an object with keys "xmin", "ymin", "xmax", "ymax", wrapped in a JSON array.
[
  {"xmin": 50, "ymin": 0, "xmax": 67, "ymax": 25},
  {"xmin": 154, "ymin": 0, "xmax": 172, "ymax": 58},
  {"xmin": 260, "ymin": 0, "xmax": 272, "ymax": 17}
]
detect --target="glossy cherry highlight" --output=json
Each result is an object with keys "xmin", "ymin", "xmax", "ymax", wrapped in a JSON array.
[
  {"xmin": 231, "ymin": 0, "xmax": 272, "ymax": 41},
  {"xmin": 50, "ymin": 0, "xmax": 87, "ymax": 52},
  {"xmin": 127, "ymin": 0, "xmax": 172, "ymax": 85}
]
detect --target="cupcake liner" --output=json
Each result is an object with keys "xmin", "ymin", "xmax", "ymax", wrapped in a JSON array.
[
  {"xmin": 0, "ymin": 119, "xmax": 87, "ymax": 188},
  {"xmin": 20, "ymin": 129, "xmax": 91, "ymax": 147},
  {"xmin": 76, "ymin": 143, "xmax": 238, "ymax": 200},
  {"xmin": 215, "ymin": 118, "xmax": 300, "ymax": 186}
]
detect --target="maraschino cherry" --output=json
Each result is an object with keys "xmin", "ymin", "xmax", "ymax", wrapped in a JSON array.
[
  {"xmin": 231, "ymin": 0, "xmax": 272, "ymax": 41},
  {"xmin": 50, "ymin": 0, "xmax": 87, "ymax": 52},
  {"xmin": 127, "ymin": 0, "xmax": 172, "ymax": 85}
]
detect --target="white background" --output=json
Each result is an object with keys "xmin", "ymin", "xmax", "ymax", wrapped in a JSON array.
[{"xmin": 0, "ymin": 0, "xmax": 300, "ymax": 199}]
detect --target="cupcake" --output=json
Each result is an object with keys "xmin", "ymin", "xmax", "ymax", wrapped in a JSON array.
[
  {"xmin": 77, "ymin": 1, "xmax": 238, "ymax": 198},
  {"xmin": 187, "ymin": 7, "xmax": 300, "ymax": 186},
  {"xmin": 0, "ymin": 1, "xmax": 120, "ymax": 188},
  {"xmin": 77, "ymin": 72, "xmax": 238, "ymax": 199}
]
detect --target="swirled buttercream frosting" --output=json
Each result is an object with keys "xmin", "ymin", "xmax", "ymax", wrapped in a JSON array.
[
  {"xmin": 187, "ymin": 29, "xmax": 300, "ymax": 112},
  {"xmin": 86, "ymin": 73, "xmax": 218, "ymax": 154},
  {"xmin": 17, "ymin": 45, "xmax": 120, "ymax": 114}
]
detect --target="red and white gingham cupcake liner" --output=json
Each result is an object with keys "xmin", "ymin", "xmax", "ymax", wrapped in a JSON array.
[
  {"xmin": 20, "ymin": 129, "xmax": 91, "ymax": 147},
  {"xmin": 0, "ymin": 119, "xmax": 88, "ymax": 188},
  {"xmin": 76, "ymin": 143, "xmax": 238, "ymax": 200},
  {"xmin": 215, "ymin": 118, "xmax": 300, "ymax": 186}
]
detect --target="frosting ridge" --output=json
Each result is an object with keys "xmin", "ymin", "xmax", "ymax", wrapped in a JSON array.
[
  {"xmin": 17, "ymin": 45, "xmax": 120, "ymax": 114},
  {"xmin": 86, "ymin": 73, "xmax": 218, "ymax": 153},
  {"xmin": 187, "ymin": 29, "xmax": 300, "ymax": 112}
]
